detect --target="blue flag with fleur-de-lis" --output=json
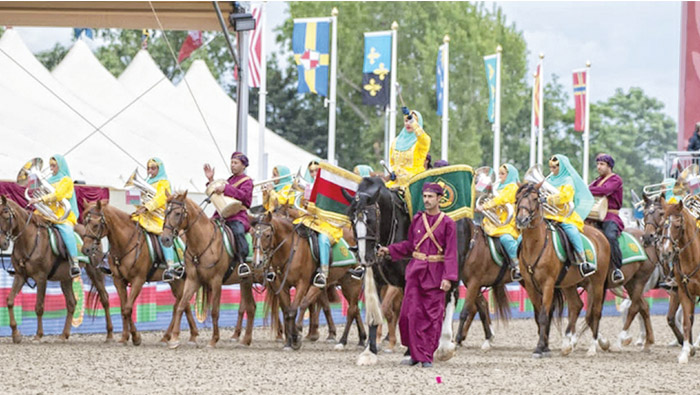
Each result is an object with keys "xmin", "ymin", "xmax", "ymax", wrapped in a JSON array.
[{"xmin": 362, "ymin": 31, "xmax": 392, "ymax": 107}]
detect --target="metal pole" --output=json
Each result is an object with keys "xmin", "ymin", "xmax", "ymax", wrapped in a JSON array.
[
  {"xmin": 530, "ymin": 69, "xmax": 536, "ymax": 168},
  {"xmin": 583, "ymin": 60, "xmax": 591, "ymax": 183},
  {"xmin": 441, "ymin": 35, "xmax": 450, "ymax": 161},
  {"xmin": 326, "ymin": 8, "xmax": 338, "ymax": 165},
  {"xmin": 389, "ymin": 21, "xmax": 398, "ymax": 143},
  {"xmin": 384, "ymin": 107, "xmax": 390, "ymax": 168},
  {"xmin": 257, "ymin": 2, "xmax": 266, "ymax": 180},
  {"xmin": 493, "ymin": 45, "xmax": 502, "ymax": 171},
  {"xmin": 212, "ymin": 1, "xmax": 239, "ymax": 67},
  {"xmin": 236, "ymin": 29, "xmax": 249, "ymax": 155},
  {"xmin": 537, "ymin": 53, "xmax": 544, "ymax": 167}
]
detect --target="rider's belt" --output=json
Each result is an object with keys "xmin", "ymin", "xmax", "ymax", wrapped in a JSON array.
[
  {"xmin": 412, "ymin": 251, "xmax": 444, "ymax": 262},
  {"xmin": 608, "ymin": 209, "xmax": 619, "ymax": 214}
]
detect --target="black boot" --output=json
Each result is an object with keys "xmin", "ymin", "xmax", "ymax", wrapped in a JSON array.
[
  {"xmin": 70, "ymin": 257, "xmax": 81, "ymax": 279},
  {"xmin": 576, "ymin": 251, "xmax": 595, "ymax": 277},
  {"xmin": 510, "ymin": 259, "xmax": 523, "ymax": 282}
]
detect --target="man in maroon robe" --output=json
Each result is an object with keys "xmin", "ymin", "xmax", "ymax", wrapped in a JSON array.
[
  {"xmin": 378, "ymin": 182, "xmax": 458, "ymax": 368},
  {"xmin": 588, "ymin": 153, "xmax": 624, "ymax": 283},
  {"xmin": 203, "ymin": 151, "xmax": 254, "ymax": 277}
]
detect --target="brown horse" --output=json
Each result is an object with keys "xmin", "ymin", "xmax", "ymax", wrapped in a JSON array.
[
  {"xmin": 659, "ymin": 198, "xmax": 700, "ymax": 363},
  {"xmin": 455, "ymin": 224, "xmax": 512, "ymax": 350},
  {"xmin": 252, "ymin": 211, "xmax": 366, "ymax": 350},
  {"xmin": 80, "ymin": 200, "xmax": 199, "ymax": 345},
  {"xmin": 515, "ymin": 183, "xmax": 611, "ymax": 358},
  {"xmin": 0, "ymin": 195, "xmax": 113, "ymax": 343},
  {"xmin": 159, "ymin": 191, "xmax": 255, "ymax": 348}
]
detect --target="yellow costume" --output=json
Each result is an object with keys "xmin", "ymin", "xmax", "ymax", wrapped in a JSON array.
[
  {"xmin": 545, "ymin": 183, "xmax": 584, "ymax": 231},
  {"xmin": 388, "ymin": 110, "xmax": 431, "ymax": 188},
  {"xmin": 482, "ymin": 183, "xmax": 519, "ymax": 239},
  {"xmin": 132, "ymin": 158, "xmax": 171, "ymax": 234},
  {"xmin": 41, "ymin": 176, "xmax": 77, "ymax": 225}
]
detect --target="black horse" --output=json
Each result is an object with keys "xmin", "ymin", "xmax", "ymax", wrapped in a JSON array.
[{"xmin": 345, "ymin": 177, "xmax": 474, "ymax": 365}]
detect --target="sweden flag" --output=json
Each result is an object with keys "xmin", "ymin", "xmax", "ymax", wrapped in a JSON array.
[{"xmin": 292, "ymin": 20, "xmax": 330, "ymax": 97}]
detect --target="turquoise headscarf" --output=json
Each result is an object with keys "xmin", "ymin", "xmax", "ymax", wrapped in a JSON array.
[
  {"xmin": 146, "ymin": 157, "xmax": 168, "ymax": 184},
  {"xmin": 497, "ymin": 164, "xmax": 520, "ymax": 191},
  {"xmin": 546, "ymin": 154, "xmax": 594, "ymax": 220},
  {"xmin": 304, "ymin": 161, "xmax": 320, "ymax": 183},
  {"xmin": 47, "ymin": 154, "xmax": 79, "ymax": 217},
  {"xmin": 393, "ymin": 111, "xmax": 423, "ymax": 152},
  {"xmin": 273, "ymin": 165, "xmax": 292, "ymax": 191},
  {"xmin": 663, "ymin": 177, "xmax": 680, "ymax": 201},
  {"xmin": 354, "ymin": 165, "xmax": 374, "ymax": 178}
]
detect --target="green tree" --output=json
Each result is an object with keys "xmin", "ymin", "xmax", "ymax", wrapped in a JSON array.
[{"xmin": 36, "ymin": 42, "xmax": 69, "ymax": 71}]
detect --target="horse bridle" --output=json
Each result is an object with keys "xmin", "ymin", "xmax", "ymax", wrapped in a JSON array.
[
  {"xmin": 83, "ymin": 208, "xmax": 141, "ymax": 264},
  {"xmin": 0, "ymin": 204, "xmax": 33, "ymax": 244},
  {"xmin": 252, "ymin": 220, "xmax": 288, "ymax": 267},
  {"xmin": 163, "ymin": 199, "xmax": 219, "ymax": 266},
  {"xmin": 515, "ymin": 186, "xmax": 545, "ymax": 229},
  {"xmin": 663, "ymin": 211, "xmax": 700, "ymax": 295}
]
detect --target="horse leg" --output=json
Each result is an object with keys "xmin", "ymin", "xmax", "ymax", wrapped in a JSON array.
[
  {"xmin": 59, "ymin": 279, "xmax": 76, "ymax": 341},
  {"xmin": 33, "ymin": 278, "xmax": 47, "ymax": 341},
  {"xmin": 288, "ymin": 282, "xmax": 310, "ymax": 350},
  {"xmin": 456, "ymin": 284, "xmax": 479, "ymax": 347},
  {"xmin": 113, "ymin": 278, "xmax": 131, "ymax": 344},
  {"xmin": 321, "ymin": 290, "xmax": 337, "ymax": 342},
  {"xmin": 667, "ymin": 291, "xmax": 684, "ymax": 346},
  {"xmin": 297, "ymin": 286, "xmax": 322, "ymax": 341},
  {"xmin": 585, "ymin": 279, "xmax": 608, "ymax": 356},
  {"xmin": 678, "ymin": 290, "xmax": 696, "ymax": 363},
  {"xmin": 208, "ymin": 279, "xmax": 223, "ymax": 348},
  {"xmin": 123, "ymin": 277, "xmax": 146, "ymax": 346},
  {"xmin": 618, "ymin": 281, "xmax": 644, "ymax": 349},
  {"xmin": 561, "ymin": 287, "xmax": 583, "ymax": 356},
  {"xmin": 476, "ymin": 291, "xmax": 495, "ymax": 349},
  {"xmin": 336, "ymin": 275, "xmax": 365, "ymax": 349},
  {"xmin": 434, "ymin": 287, "xmax": 458, "ymax": 361},
  {"xmin": 276, "ymin": 289, "xmax": 294, "ymax": 350},
  {"xmin": 232, "ymin": 302, "xmax": 245, "ymax": 341},
  {"xmin": 182, "ymin": 292, "xmax": 200, "ymax": 344},
  {"xmin": 637, "ymin": 297, "xmax": 655, "ymax": 352},
  {"xmin": 168, "ymin": 278, "xmax": 199, "ymax": 349},
  {"xmin": 240, "ymin": 278, "xmax": 256, "ymax": 346},
  {"xmin": 6, "ymin": 273, "xmax": 26, "ymax": 343},
  {"xmin": 87, "ymin": 265, "xmax": 114, "ymax": 341},
  {"xmin": 380, "ymin": 285, "xmax": 400, "ymax": 352},
  {"xmin": 528, "ymin": 282, "xmax": 550, "ymax": 358}
]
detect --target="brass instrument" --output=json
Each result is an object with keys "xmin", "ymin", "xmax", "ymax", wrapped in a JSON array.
[
  {"xmin": 124, "ymin": 168, "xmax": 164, "ymax": 219},
  {"xmin": 675, "ymin": 165, "xmax": 700, "ymax": 218},
  {"xmin": 523, "ymin": 165, "xmax": 575, "ymax": 217},
  {"xmin": 16, "ymin": 158, "xmax": 71, "ymax": 222},
  {"xmin": 474, "ymin": 167, "xmax": 513, "ymax": 228},
  {"xmin": 206, "ymin": 179, "xmax": 244, "ymax": 217}
]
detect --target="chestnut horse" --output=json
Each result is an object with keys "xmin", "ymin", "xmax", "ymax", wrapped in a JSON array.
[
  {"xmin": 660, "ymin": 199, "xmax": 700, "ymax": 363},
  {"xmin": 160, "ymin": 191, "xmax": 255, "ymax": 348},
  {"xmin": 80, "ymin": 200, "xmax": 199, "ymax": 345},
  {"xmin": 0, "ymin": 195, "xmax": 113, "ymax": 343},
  {"xmin": 455, "ymin": 223, "xmax": 513, "ymax": 350},
  {"xmin": 251, "ymin": 211, "xmax": 366, "ymax": 350},
  {"xmin": 515, "ymin": 183, "xmax": 611, "ymax": 358}
]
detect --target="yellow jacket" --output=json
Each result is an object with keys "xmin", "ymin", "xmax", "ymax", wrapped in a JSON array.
[
  {"xmin": 132, "ymin": 179, "xmax": 171, "ymax": 234},
  {"xmin": 545, "ymin": 184, "xmax": 584, "ymax": 231},
  {"xmin": 263, "ymin": 184, "xmax": 297, "ymax": 212},
  {"xmin": 482, "ymin": 183, "xmax": 519, "ymax": 239},
  {"xmin": 387, "ymin": 125, "xmax": 431, "ymax": 188},
  {"xmin": 39, "ymin": 177, "xmax": 77, "ymax": 225},
  {"xmin": 293, "ymin": 214, "xmax": 344, "ymax": 245}
]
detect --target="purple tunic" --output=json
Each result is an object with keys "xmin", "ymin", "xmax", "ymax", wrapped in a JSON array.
[
  {"xmin": 209, "ymin": 173, "xmax": 253, "ymax": 231},
  {"xmin": 388, "ymin": 211, "xmax": 458, "ymax": 363},
  {"xmin": 588, "ymin": 173, "xmax": 624, "ymax": 231}
]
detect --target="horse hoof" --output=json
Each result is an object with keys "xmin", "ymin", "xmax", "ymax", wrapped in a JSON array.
[
  {"xmin": 691, "ymin": 347, "xmax": 697, "ymax": 357},
  {"xmin": 356, "ymin": 349, "xmax": 378, "ymax": 366},
  {"xmin": 668, "ymin": 339, "xmax": 681, "ymax": 347},
  {"xmin": 188, "ymin": 341, "xmax": 198, "ymax": 347},
  {"xmin": 481, "ymin": 340, "xmax": 492, "ymax": 351},
  {"xmin": 283, "ymin": 346, "xmax": 292, "ymax": 351},
  {"xmin": 635, "ymin": 338, "xmax": 644, "ymax": 347},
  {"xmin": 104, "ymin": 337, "xmax": 114, "ymax": 344},
  {"xmin": 326, "ymin": 337, "xmax": 337, "ymax": 344},
  {"xmin": 620, "ymin": 335, "xmax": 632, "ymax": 347},
  {"xmin": 598, "ymin": 338, "xmax": 610, "ymax": 351},
  {"xmin": 132, "ymin": 338, "xmax": 142, "ymax": 347},
  {"xmin": 532, "ymin": 351, "xmax": 544, "ymax": 359},
  {"xmin": 206, "ymin": 343, "xmax": 216, "ymax": 349},
  {"xmin": 168, "ymin": 341, "xmax": 180, "ymax": 349},
  {"xmin": 333, "ymin": 343, "xmax": 345, "ymax": 351},
  {"xmin": 679, "ymin": 352, "xmax": 689, "ymax": 364},
  {"xmin": 561, "ymin": 345, "xmax": 573, "ymax": 356}
]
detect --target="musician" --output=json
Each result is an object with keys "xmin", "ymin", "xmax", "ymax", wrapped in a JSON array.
[
  {"xmin": 546, "ymin": 155, "xmax": 596, "ymax": 277},
  {"xmin": 476, "ymin": 164, "xmax": 522, "ymax": 282},
  {"xmin": 262, "ymin": 165, "xmax": 295, "ymax": 212},
  {"xmin": 27, "ymin": 155, "xmax": 81, "ymax": 278},
  {"xmin": 353, "ymin": 165, "xmax": 374, "ymax": 178},
  {"xmin": 387, "ymin": 108, "xmax": 431, "ymax": 188},
  {"xmin": 132, "ymin": 158, "xmax": 181, "ymax": 282},
  {"xmin": 588, "ymin": 153, "xmax": 625, "ymax": 283},
  {"xmin": 203, "ymin": 152, "xmax": 253, "ymax": 277}
]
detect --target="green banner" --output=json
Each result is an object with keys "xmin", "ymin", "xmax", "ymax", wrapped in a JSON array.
[{"xmin": 405, "ymin": 165, "xmax": 474, "ymax": 220}]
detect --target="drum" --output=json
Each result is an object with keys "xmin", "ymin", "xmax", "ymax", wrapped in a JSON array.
[
  {"xmin": 206, "ymin": 180, "xmax": 244, "ymax": 217},
  {"xmin": 587, "ymin": 196, "xmax": 608, "ymax": 222}
]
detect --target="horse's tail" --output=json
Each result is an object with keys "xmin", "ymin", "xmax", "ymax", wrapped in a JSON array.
[
  {"xmin": 82, "ymin": 263, "xmax": 104, "ymax": 319},
  {"xmin": 263, "ymin": 284, "xmax": 280, "ymax": 335},
  {"xmin": 364, "ymin": 266, "xmax": 384, "ymax": 325},
  {"xmin": 552, "ymin": 288, "xmax": 566, "ymax": 324},
  {"xmin": 491, "ymin": 282, "xmax": 511, "ymax": 322},
  {"xmin": 196, "ymin": 285, "xmax": 211, "ymax": 322}
]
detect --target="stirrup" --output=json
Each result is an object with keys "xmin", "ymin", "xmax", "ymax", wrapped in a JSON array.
[
  {"xmin": 237, "ymin": 263, "xmax": 251, "ymax": 278},
  {"xmin": 511, "ymin": 267, "xmax": 523, "ymax": 282},
  {"xmin": 70, "ymin": 265, "xmax": 81, "ymax": 279},
  {"xmin": 313, "ymin": 272, "xmax": 327, "ymax": 288},
  {"xmin": 349, "ymin": 266, "xmax": 365, "ymax": 280},
  {"xmin": 266, "ymin": 271, "xmax": 276, "ymax": 282},
  {"xmin": 578, "ymin": 262, "xmax": 595, "ymax": 278},
  {"xmin": 611, "ymin": 268, "xmax": 625, "ymax": 283}
]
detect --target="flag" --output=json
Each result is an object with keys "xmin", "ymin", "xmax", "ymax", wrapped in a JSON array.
[
  {"xmin": 436, "ymin": 44, "xmax": 445, "ymax": 116},
  {"xmin": 292, "ymin": 19, "xmax": 330, "ymax": 96},
  {"xmin": 362, "ymin": 31, "xmax": 391, "ymax": 106},
  {"xmin": 533, "ymin": 64, "xmax": 542, "ymax": 128},
  {"xmin": 178, "ymin": 30, "xmax": 203, "ymax": 63},
  {"xmin": 141, "ymin": 29, "xmax": 150, "ymax": 50},
  {"xmin": 308, "ymin": 162, "xmax": 362, "ymax": 225},
  {"xmin": 573, "ymin": 69, "xmax": 587, "ymax": 132},
  {"xmin": 405, "ymin": 165, "xmax": 475, "ymax": 221},
  {"xmin": 248, "ymin": 5, "xmax": 263, "ymax": 88},
  {"xmin": 125, "ymin": 188, "xmax": 141, "ymax": 206},
  {"xmin": 73, "ymin": 28, "xmax": 93, "ymax": 40},
  {"xmin": 484, "ymin": 54, "xmax": 498, "ymax": 123}
]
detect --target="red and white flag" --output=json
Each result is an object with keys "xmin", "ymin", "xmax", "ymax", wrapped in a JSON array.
[
  {"xmin": 177, "ymin": 30, "xmax": 203, "ymax": 64},
  {"xmin": 573, "ymin": 69, "xmax": 587, "ymax": 132},
  {"xmin": 234, "ymin": 5, "xmax": 263, "ymax": 87},
  {"xmin": 533, "ymin": 64, "xmax": 542, "ymax": 128}
]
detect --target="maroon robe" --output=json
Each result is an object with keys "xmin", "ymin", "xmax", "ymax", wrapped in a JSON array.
[
  {"xmin": 208, "ymin": 173, "xmax": 253, "ymax": 231},
  {"xmin": 388, "ymin": 211, "xmax": 458, "ymax": 363},
  {"xmin": 588, "ymin": 173, "xmax": 624, "ymax": 230}
]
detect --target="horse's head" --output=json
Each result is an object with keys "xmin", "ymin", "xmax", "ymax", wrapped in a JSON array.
[
  {"xmin": 80, "ymin": 199, "xmax": 108, "ymax": 257},
  {"xmin": 659, "ymin": 198, "xmax": 687, "ymax": 263},
  {"xmin": 0, "ymin": 195, "xmax": 16, "ymax": 250},
  {"xmin": 641, "ymin": 194, "xmax": 664, "ymax": 247},
  {"xmin": 251, "ymin": 211, "xmax": 278, "ymax": 268},
  {"xmin": 161, "ymin": 190, "xmax": 189, "ymax": 248},
  {"xmin": 346, "ymin": 177, "xmax": 384, "ymax": 266},
  {"xmin": 515, "ymin": 182, "xmax": 544, "ymax": 229}
]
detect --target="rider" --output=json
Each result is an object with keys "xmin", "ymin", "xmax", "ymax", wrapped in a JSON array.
[
  {"xmin": 262, "ymin": 165, "xmax": 295, "ymax": 212},
  {"xmin": 204, "ymin": 152, "xmax": 253, "ymax": 278},
  {"xmin": 387, "ymin": 107, "xmax": 431, "ymax": 188},
  {"xmin": 477, "ymin": 164, "xmax": 522, "ymax": 282},
  {"xmin": 588, "ymin": 153, "xmax": 625, "ymax": 283},
  {"xmin": 134, "ymin": 158, "xmax": 181, "ymax": 282},
  {"xmin": 28, "ymin": 155, "xmax": 81, "ymax": 278},
  {"xmin": 545, "ymin": 155, "xmax": 596, "ymax": 277}
]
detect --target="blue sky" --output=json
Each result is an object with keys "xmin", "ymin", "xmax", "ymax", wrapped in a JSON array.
[{"xmin": 9, "ymin": 1, "xmax": 682, "ymax": 123}]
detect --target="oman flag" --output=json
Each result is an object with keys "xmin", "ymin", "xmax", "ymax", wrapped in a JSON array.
[{"xmin": 308, "ymin": 162, "xmax": 362, "ymax": 225}]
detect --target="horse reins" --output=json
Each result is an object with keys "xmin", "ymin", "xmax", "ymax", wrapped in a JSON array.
[{"xmin": 664, "ymin": 212, "xmax": 700, "ymax": 297}]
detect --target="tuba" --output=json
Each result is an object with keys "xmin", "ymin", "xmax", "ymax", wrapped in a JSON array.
[
  {"xmin": 17, "ymin": 158, "xmax": 71, "ymax": 222},
  {"xmin": 522, "ymin": 165, "xmax": 575, "ymax": 217},
  {"xmin": 474, "ymin": 167, "xmax": 513, "ymax": 228},
  {"xmin": 124, "ymin": 168, "xmax": 164, "ymax": 219},
  {"xmin": 674, "ymin": 164, "xmax": 700, "ymax": 218}
]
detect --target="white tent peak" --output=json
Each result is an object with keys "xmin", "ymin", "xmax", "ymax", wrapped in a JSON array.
[
  {"xmin": 53, "ymin": 38, "xmax": 118, "ymax": 86},
  {"xmin": 179, "ymin": 59, "xmax": 232, "ymax": 102},
  {"xmin": 0, "ymin": 28, "xmax": 54, "ymax": 80},
  {"xmin": 119, "ymin": 49, "xmax": 175, "ymax": 93}
]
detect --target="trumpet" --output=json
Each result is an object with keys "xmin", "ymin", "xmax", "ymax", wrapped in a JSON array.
[
  {"xmin": 522, "ymin": 165, "xmax": 575, "ymax": 217},
  {"xmin": 473, "ymin": 167, "xmax": 513, "ymax": 227},
  {"xmin": 17, "ymin": 157, "xmax": 71, "ymax": 222},
  {"xmin": 124, "ymin": 168, "xmax": 163, "ymax": 219}
]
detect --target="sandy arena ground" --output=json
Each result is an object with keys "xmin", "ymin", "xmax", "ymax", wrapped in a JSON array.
[{"xmin": 0, "ymin": 315, "xmax": 697, "ymax": 394}]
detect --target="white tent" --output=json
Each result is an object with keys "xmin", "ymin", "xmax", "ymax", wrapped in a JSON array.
[{"xmin": 0, "ymin": 29, "xmax": 318, "ymax": 195}]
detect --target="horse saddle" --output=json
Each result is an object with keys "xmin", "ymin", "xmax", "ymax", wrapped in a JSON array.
[
  {"xmin": 296, "ymin": 224, "xmax": 322, "ymax": 264},
  {"xmin": 548, "ymin": 221, "xmax": 597, "ymax": 268},
  {"xmin": 487, "ymin": 235, "xmax": 511, "ymax": 268},
  {"xmin": 47, "ymin": 226, "xmax": 89, "ymax": 264}
]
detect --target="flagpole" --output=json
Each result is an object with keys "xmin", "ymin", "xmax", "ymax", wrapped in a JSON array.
[
  {"xmin": 326, "ymin": 8, "xmax": 338, "ymax": 165},
  {"xmin": 389, "ymin": 21, "xmax": 398, "ymax": 148},
  {"xmin": 257, "ymin": 2, "xmax": 267, "ymax": 181},
  {"xmin": 583, "ymin": 60, "xmax": 591, "ymax": 183},
  {"xmin": 537, "ymin": 53, "xmax": 544, "ymax": 167},
  {"xmin": 530, "ymin": 69, "xmax": 536, "ymax": 168},
  {"xmin": 493, "ymin": 45, "xmax": 502, "ymax": 171},
  {"xmin": 441, "ymin": 35, "xmax": 450, "ymax": 162}
]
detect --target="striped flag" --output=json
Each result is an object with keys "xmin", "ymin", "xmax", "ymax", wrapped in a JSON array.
[
  {"xmin": 308, "ymin": 162, "xmax": 362, "ymax": 225},
  {"xmin": 177, "ymin": 30, "xmax": 203, "ymax": 63},
  {"xmin": 247, "ymin": 5, "xmax": 263, "ymax": 88},
  {"xmin": 533, "ymin": 64, "xmax": 542, "ymax": 128},
  {"xmin": 573, "ymin": 69, "xmax": 587, "ymax": 132}
]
